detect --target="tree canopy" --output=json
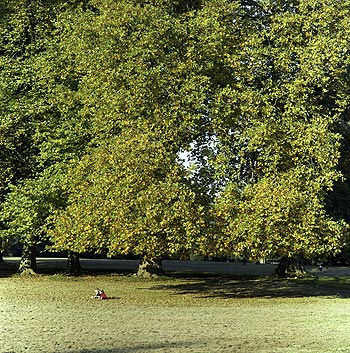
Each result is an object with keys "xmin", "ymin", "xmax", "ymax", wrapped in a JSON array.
[
  {"xmin": 209, "ymin": 0, "xmax": 350, "ymax": 262},
  {"xmin": 1, "ymin": 0, "xmax": 350, "ymax": 274}
]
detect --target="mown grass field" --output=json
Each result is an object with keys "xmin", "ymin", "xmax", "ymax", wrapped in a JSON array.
[{"xmin": 2, "ymin": 261, "xmax": 350, "ymax": 353}]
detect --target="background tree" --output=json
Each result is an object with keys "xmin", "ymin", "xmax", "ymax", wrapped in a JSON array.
[
  {"xmin": 0, "ymin": 0, "xmax": 93, "ymax": 273},
  {"xmin": 0, "ymin": 0, "xmax": 58, "ymax": 272}
]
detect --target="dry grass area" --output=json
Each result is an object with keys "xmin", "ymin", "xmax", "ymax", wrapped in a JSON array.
[{"xmin": 2, "ymin": 263, "xmax": 350, "ymax": 352}]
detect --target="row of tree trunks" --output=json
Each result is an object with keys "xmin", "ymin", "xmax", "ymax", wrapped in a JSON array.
[
  {"xmin": 17, "ymin": 246, "xmax": 82, "ymax": 275},
  {"xmin": 16, "ymin": 250, "xmax": 163, "ymax": 277},
  {"xmin": 135, "ymin": 257, "xmax": 309, "ymax": 279},
  {"xmin": 14, "ymin": 249, "xmax": 306, "ymax": 279}
]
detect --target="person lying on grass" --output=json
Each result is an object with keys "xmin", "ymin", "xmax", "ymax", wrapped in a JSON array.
[{"xmin": 92, "ymin": 288, "xmax": 107, "ymax": 300}]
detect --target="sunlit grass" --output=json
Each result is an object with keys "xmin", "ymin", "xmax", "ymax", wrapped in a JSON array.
[{"xmin": 2, "ymin": 273, "xmax": 350, "ymax": 352}]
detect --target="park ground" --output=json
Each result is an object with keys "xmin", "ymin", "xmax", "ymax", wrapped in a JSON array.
[{"xmin": 2, "ymin": 259, "xmax": 350, "ymax": 352}]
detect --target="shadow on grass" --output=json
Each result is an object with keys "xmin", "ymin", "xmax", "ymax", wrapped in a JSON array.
[
  {"xmin": 37, "ymin": 268, "xmax": 136, "ymax": 277},
  {"xmin": 0, "ymin": 260, "xmax": 135, "ymax": 278},
  {"xmin": 151, "ymin": 274, "xmax": 350, "ymax": 299},
  {"xmin": 0, "ymin": 261, "xmax": 18, "ymax": 278}
]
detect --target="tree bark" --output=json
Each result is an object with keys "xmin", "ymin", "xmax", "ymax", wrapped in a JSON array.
[
  {"xmin": 136, "ymin": 257, "xmax": 164, "ymax": 278},
  {"xmin": 18, "ymin": 243, "xmax": 37, "ymax": 275},
  {"xmin": 65, "ymin": 251, "xmax": 81, "ymax": 275},
  {"xmin": 0, "ymin": 240, "xmax": 5, "ymax": 262},
  {"xmin": 274, "ymin": 256, "xmax": 307, "ymax": 278}
]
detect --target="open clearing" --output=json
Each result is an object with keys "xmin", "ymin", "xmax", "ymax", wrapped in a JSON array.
[{"xmin": 2, "ymin": 259, "xmax": 350, "ymax": 353}]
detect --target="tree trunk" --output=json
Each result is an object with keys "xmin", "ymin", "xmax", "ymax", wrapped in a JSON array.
[
  {"xmin": 0, "ymin": 240, "xmax": 5, "ymax": 262},
  {"xmin": 136, "ymin": 257, "xmax": 164, "ymax": 278},
  {"xmin": 274, "ymin": 256, "xmax": 307, "ymax": 278},
  {"xmin": 18, "ymin": 243, "xmax": 37, "ymax": 275},
  {"xmin": 66, "ymin": 251, "xmax": 81, "ymax": 275}
]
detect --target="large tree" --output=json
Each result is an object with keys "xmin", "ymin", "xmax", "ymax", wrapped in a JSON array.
[
  {"xmin": 51, "ymin": 132, "xmax": 204, "ymax": 276},
  {"xmin": 2, "ymin": 0, "xmax": 350, "ymax": 278},
  {"xmin": 48, "ymin": 0, "xmax": 207, "ymax": 274},
  {"xmin": 209, "ymin": 0, "xmax": 350, "ymax": 276}
]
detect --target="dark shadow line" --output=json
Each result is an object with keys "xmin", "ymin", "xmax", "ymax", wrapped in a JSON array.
[
  {"xmin": 60, "ymin": 339, "xmax": 201, "ymax": 353},
  {"xmin": 150, "ymin": 275, "xmax": 350, "ymax": 299}
]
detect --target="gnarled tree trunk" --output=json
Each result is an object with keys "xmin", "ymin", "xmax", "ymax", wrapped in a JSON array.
[
  {"xmin": 0, "ymin": 240, "xmax": 5, "ymax": 262},
  {"xmin": 274, "ymin": 256, "xmax": 307, "ymax": 278},
  {"xmin": 136, "ymin": 257, "xmax": 164, "ymax": 278},
  {"xmin": 18, "ymin": 243, "xmax": 37, "ymax": 275},
  {"xmin": 0, "ymin": 239, "xmax": 6, "ymax": 262},
  {"xmin": 66, "ymin": 251, "xmax": 81, "ymax": 275}
]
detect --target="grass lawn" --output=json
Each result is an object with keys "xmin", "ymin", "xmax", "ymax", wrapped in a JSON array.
[{"xmin": 2, "ymin": 265, "xmax": 350, "ymax": 352}]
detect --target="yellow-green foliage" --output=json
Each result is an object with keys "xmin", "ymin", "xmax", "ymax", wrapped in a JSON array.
[
  {"xmin": 51, "ymin": 132, "xmax": 204, "ymax": 258},
  {"xmin": 2, "ymin": 0, "xmax": 350, "ymax": 264},
  {"xmin": 211, "ymin": 0, "xmax": 350, "ymax": 260}
]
